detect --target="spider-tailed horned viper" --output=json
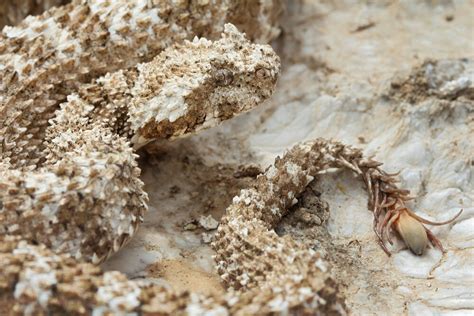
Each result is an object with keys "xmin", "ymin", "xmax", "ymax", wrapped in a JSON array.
[{"xmin": 0, "ymin": 1, "xmax": 461, "ymax": 315}]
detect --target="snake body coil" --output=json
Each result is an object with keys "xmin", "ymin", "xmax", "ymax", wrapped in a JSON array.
[{"xmin": 0, "ymin": 1, "xmax": 353, "ymax": 315}]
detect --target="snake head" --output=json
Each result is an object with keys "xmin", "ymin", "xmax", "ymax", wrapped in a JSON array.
[
  {"xmin": 207, "ymin": 23, "xmax": 281, "ymax": 116},
  {"xmin": 129, "ymin": 23, "xmax": 280, "ymax": 148}
]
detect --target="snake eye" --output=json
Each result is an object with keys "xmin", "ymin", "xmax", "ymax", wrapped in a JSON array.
[
  {"xmin": 255, "ymin": 68, "xmax": 270, "ymax": 80},
  {"xmin": 215, "ymin": 69, "xmax": 234, "ymax": 86}
]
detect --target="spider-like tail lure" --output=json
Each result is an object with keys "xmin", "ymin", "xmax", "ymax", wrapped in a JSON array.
[{"xmin": 340, "ymin": 152, "xmax": 463, "ymax": 256}]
